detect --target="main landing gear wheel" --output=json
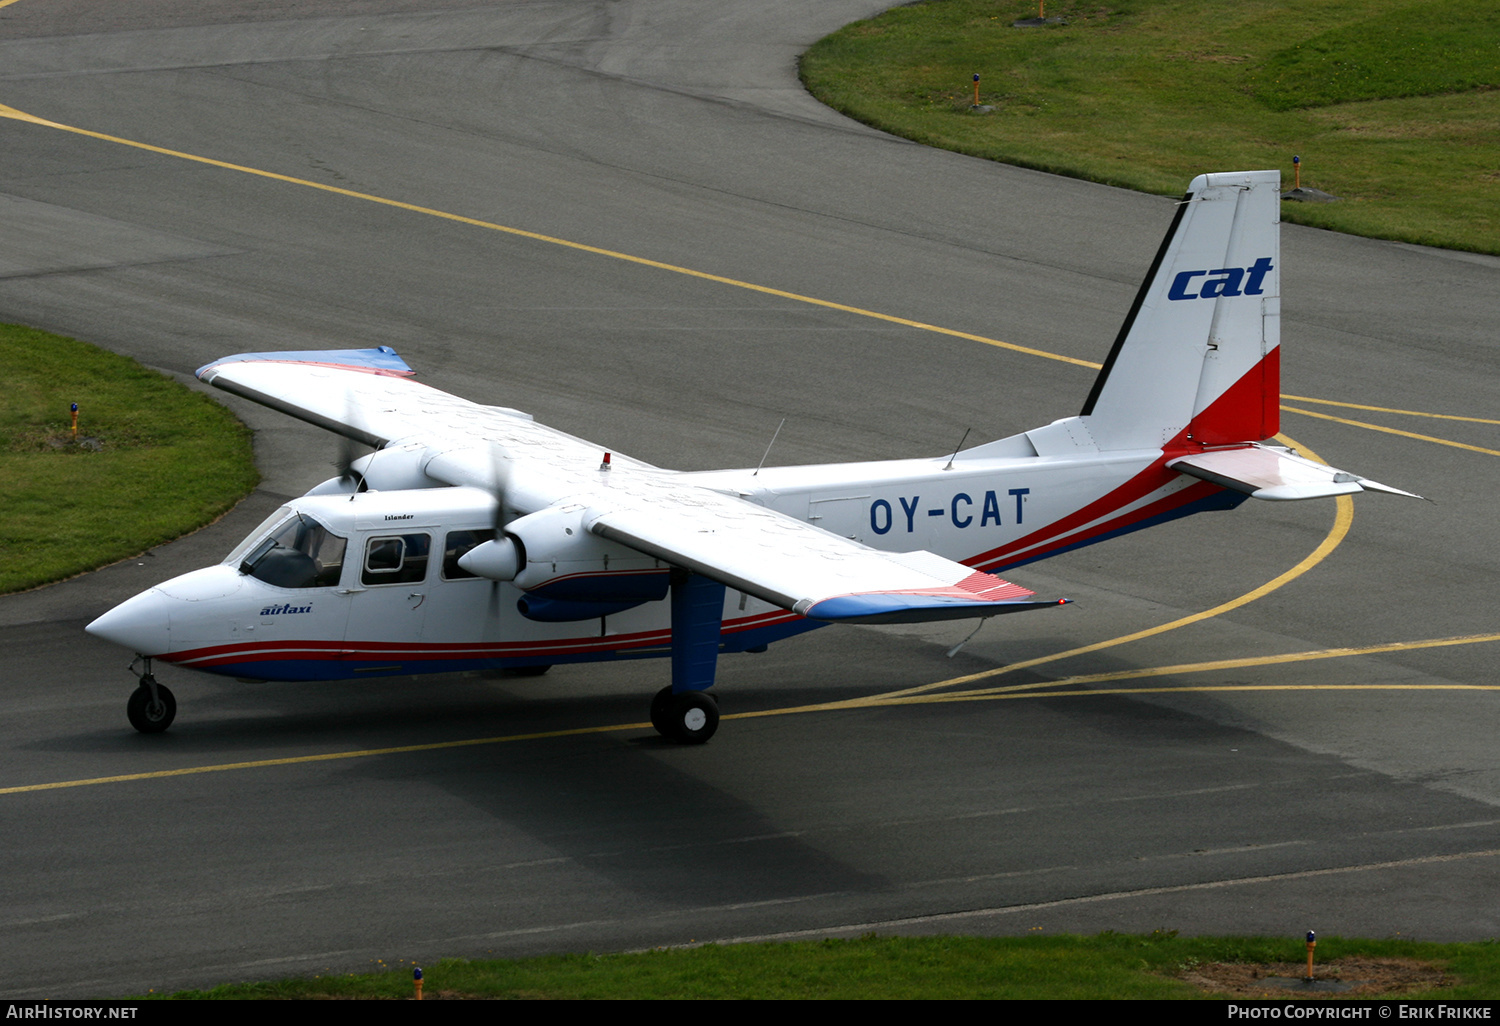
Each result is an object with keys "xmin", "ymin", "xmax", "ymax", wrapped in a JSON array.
[
  {"xmin": 501, "ymin": 664, "xmax": 552, "ymax": 678},
  {"xmin": 650, "ymin": 686, "xmax": 718, "ymax": 745},
  {"xmin": 127, "ymin": 678, "xmax": 176, "ymax": 734},
  {"xmin": 649, "ymin": 685, "xmax": 673, "ymax": 735}
]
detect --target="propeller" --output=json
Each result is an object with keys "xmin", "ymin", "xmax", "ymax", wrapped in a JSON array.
[
  {"xmin": 303, "ymin": 387, "xmax": 371, "ymax": 497},
  {"xmin": 331, "ymin": 433, "xmax": 367, "ymax": 498},
  {"xmin": 334, "ymin": 387, "xmax": 372, "ymax": 498},
  {"xmin": 487, "ymin": 440, "xmax": 510, "ymax": 535},
  {"xmin": 485, "ymin": 442, "xmax": 506, "ymax": 620},
  {"xmin": 476, "ymin": 441, "xmax": 521, "ymax": 623},
  {"xmin": 302, "ymin": 393, "xmax": 373, "ymax": 497}
]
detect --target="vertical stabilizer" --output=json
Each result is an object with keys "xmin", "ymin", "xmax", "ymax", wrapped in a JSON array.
[{"xmin": 1080, "ymin": 170, "xmax": 1281, "ymax": 450}]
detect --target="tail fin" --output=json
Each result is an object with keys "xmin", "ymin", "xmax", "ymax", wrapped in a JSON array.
[{"xmin": 1081, "ymin": 170, "xmax": 1281, "ymax": 451}]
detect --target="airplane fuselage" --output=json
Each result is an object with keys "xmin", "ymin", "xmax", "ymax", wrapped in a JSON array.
[{"xmin": 90, "ymin": 431, "xmax": 1240, "ymax": 683}]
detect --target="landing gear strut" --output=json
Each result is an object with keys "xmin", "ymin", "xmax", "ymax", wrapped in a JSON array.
[
  {"xmin": 648, "ymin": 571, "xmax": 725, "ymax": 744},
  {"xmin": 126, "ymin": 657, "xmax": 176, "ymax": 734}
]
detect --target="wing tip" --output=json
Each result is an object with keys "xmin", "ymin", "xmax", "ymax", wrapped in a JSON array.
[
  {"xmin": 196, "ymin": 346, "xmax": 414, "ymax": 382},
  {"xmin": 803, "ymin": 594, "xmax": 1069, "ymax": 625}
]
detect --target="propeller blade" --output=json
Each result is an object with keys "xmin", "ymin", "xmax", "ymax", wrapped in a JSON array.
[{"xmin": 332, "ymin": 387, "xmax": 367, "ymax": 496}]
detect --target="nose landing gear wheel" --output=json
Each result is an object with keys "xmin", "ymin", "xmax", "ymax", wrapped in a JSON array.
[
  {"xmin": 650, "ymin": 687, "xmax": 718, "ymax": 744},
  {"xmin": 127, "ymin": 679, "xmax": 176, "ymax": 734}
]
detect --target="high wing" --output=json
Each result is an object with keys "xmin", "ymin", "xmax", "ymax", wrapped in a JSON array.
[
  {"xmin": 584, "ymin": 494, "xmax": 1046, "ymax": 624},
  {"xmin": 197, "ymin": 348, "xmax": 1058, "ymax": 623}
]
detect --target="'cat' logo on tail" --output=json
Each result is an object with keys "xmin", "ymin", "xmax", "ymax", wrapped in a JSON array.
[{"xmin": 1167, "ymin": 257, "xmax": 1274, "ymax": 300}]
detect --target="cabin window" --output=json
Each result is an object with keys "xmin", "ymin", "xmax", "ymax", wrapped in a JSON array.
[
  {"xmin": 362, "ymin": 533, "xmax": 431, "ymax": 585},
  {"xmin": 239, "ymin": 514, "xmax": 347, "ymax": 589},
  {"xmin": 441, "ymin": 529, "xmax": 497, "ymax": 580}
]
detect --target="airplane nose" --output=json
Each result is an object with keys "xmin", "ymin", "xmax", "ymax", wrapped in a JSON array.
[{"xmin": 85, "ymin": 589, "xmax": 171, "ymax": 656}]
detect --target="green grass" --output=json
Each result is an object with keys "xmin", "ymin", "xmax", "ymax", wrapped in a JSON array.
[
  {"xmin": 800, "ymin": 0, "xmax": 1500, "ymax": 253},
  {"xmin": 0, "ymin": 324, "xmax": 258, "ymax": 593},
  {"xmin": 153, "ymin": 933, "xmax": 1500, "ymax": 999},
  {"xmin": 1253, "ymin": 4, "xmax": 1500, "ymax": 111}
]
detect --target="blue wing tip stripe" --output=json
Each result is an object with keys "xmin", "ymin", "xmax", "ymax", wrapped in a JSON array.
[
  {"xmin": 196, "ymin": 346, "xmax": 413, "ymax": 380},
  {"xmin": 806, "ymin": 594, "xmax": 1070, "ymax": 625}
]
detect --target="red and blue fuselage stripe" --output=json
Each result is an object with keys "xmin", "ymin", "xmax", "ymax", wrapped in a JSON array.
[{"xmin": 162, "ymin": 609, "xmax": 816, "ymax": 681}]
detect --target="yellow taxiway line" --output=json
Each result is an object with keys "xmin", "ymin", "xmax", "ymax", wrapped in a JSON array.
[
  {"xmin": 929, "ymin": 631, "xmax": 1500, "ymax": 701},
  {"xmin": 3, "ymin": 101, "xmax": 1494, "ymax": 456},
  {"xmin": 6, "ymin": 630, "xmax": 1498, "ymax": 797},
  {"xmin": 1283, "ymin": 394, "xmax": 1500, "ymax": 427},
  {"xmin": 1282, "ymin": 405, "xmax": 1500, "ymax": 458},
  {"xmin": 0, "ymin": 102, "xmax": 1096, "ymax": 369}
]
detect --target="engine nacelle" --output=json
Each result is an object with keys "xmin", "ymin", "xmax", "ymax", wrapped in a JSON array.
[
  {"xmin": 304, "ymin": 442, "xmax": 445, "ymax": 495},
  {"xmin": 458, "ymin": 504, "xmax": 669, "ymax": 607},
  {"xmin": 509, "ymin": 504, "xmax": 668, "ymax": 601}
]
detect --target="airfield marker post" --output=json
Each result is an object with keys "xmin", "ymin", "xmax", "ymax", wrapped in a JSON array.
[
  {"xmin": 1304, "ymin": 931, "xmax": 1316, "ymax": 981},
  {"xmin": 70, "ymin": 402, "xmax": 78, "ymax": 440},
  {"xmin": 414, "ymin": 966, "xmax": 423, "ymax": 1000}
]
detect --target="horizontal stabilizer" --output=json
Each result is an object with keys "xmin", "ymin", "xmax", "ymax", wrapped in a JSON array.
[{"xmin": 1169, "ymin": 446, "xmax": 1422, "ymax": 501}]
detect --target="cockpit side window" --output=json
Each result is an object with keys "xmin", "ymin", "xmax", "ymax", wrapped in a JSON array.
[
  {"xmin": 239, "ymin": 514, "xmax": 347, "ymax": 589},
  {"xmin": 224, "ymin": 507, "xmax": 294, "ymax": 566}
]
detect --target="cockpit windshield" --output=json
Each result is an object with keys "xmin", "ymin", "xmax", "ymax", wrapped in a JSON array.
[{"xmin": 239, "ymin": 513, "xmax": 347, "ymax": 589}]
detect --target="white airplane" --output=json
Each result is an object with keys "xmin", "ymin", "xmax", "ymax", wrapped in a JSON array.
[{"xmin": 87, "ymin": 170, "xmax": 1414, "ymax": 742}]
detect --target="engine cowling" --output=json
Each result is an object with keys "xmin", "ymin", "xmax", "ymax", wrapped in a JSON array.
[
  {"xmin": 457, "ymin": 504, "xmax": 670, "ymax": 620},
  {"xmin": 304, "ymin": 442, "xmax": 446, "ymax": 495}
]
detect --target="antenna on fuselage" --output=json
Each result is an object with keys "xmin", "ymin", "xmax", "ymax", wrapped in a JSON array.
[
  {"xmin": 753, "ymin": 418, "xmax": 786, "ymax": 477},
  {"xmin": 943, "ymin": 428, "xmax": 972, "ymax": 471}
]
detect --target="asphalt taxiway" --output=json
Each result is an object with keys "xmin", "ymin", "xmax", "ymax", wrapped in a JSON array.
[{"xmin": 1, "ymin": 0, "xmax": 1497, "ymax": 997}]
